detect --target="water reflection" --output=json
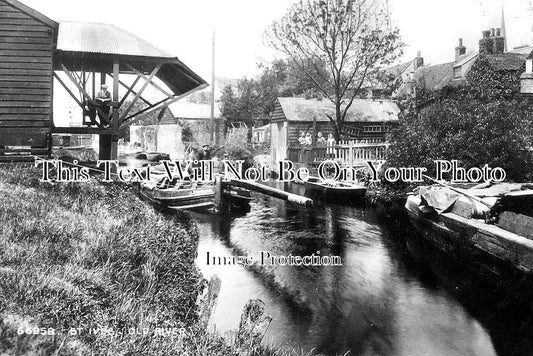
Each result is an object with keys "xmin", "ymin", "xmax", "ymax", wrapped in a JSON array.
[{"xmin": 193, "ymin": 183, "xmax": 529, "ymax": 355}]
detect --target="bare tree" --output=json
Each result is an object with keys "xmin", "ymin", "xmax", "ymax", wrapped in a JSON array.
[{"xmin": 266, "ymin": 0, "xmax": 403, "ymax": 140}]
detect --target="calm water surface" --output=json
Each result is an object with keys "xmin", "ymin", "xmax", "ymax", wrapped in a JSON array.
[{"xmin": 192, "ymin": 183, "xmax": 532, "ymax": 355}]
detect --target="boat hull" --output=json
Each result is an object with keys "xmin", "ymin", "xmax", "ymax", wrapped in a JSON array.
[
  {"xmin": 139, "ymin": 185, "xmax": 215, "ymax": 210},
  {"xmin": 304, "ymin": 179, "xmax": 366, "ymax": 201},
  {"xmin": 405, "ymin": 195, "xmax": 533, "ymax": 278},
  {"xmin": 139, "ymin": 184, "xmax": 252, "ymax": 212}
]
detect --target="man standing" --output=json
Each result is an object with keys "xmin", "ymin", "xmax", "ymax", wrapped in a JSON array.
[{"xmin": 198, "ymin": 144, "xmax": 211, "ymax": 160}]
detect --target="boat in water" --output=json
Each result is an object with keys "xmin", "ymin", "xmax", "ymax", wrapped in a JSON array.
[
  {"xmin": 405, "ymin": 182, "xmax": 533, "ymax": 278},
  {"xmin": 139, "ymin": 173, "xmax": 252, "ymax": 212},
  {"xmin": 304, "ymin": 176, "xmax": 366, "ymax": 201}
]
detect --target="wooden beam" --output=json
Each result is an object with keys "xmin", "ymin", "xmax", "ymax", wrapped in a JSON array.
[
  {"xmin": 111, "ymin": 60, "xmax": 120, "ymax": 161},
  {"xmin": 157, "ymin": 107, "xmax": 167, "ymax": 123},
  {"xmin": 92, "ymin": 70, "xmax": 95, "ymax": 98},
  {"xmin": 122, "ymin": 97, "xmax": 169, "ymax": 123},
  {"xmin": 119, "ymin": 83, "xmax": 209, "ymax": 129},
  {"xmin": 119, "ymin": 91, "xmax": 188, "ymax": 129},
  {"xmin": 53, "ymin": 72, "xmax": 83, "ymax": 107},
  {"xmin": 125, "ymin": 63, "xmax": 172, "ymax": 97},
  {"xmin": 59, "ymin": 62, "xmax": 110, "ymax": 126},
  {"xmin": 52, "ymin": 126, "xmax": 118, "ymax": 135},
  {"xmin": 120, "ymin": 63, "xmax": 162, "ymax": 122},
  {"xmin": 114, "ymin": 76, "xmax": 152, "ymax": 105},
  {"xmin": 118, "ymin": 75, "xmax": 141, "ymax": 107}
]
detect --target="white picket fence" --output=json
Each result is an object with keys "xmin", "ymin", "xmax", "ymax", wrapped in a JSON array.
[{"xmin": 288, "ymin": 140, "xmax": 389, "ymax": 167}]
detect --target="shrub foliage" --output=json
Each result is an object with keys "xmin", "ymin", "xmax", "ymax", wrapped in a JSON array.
[{"xmin": 389, "ymin": 57, "xmax": 533, "ymax": 181}]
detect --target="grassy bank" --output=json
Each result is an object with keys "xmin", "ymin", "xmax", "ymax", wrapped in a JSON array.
[
  {"xmin": 0, "ymin": 163, "xmax": 323, "ymax": 355},
  {"xmin": 0, "ymin": 163, "xmax": 238, "ymax": 355}
]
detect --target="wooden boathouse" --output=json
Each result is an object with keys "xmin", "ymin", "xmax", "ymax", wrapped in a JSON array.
[
  {"xmin": 270, "ymin": 97, "xmax": 399, "ymax": 167},
  {"xmin": 0, "ymin": 0, "xmax": 206, "ymax": 161}
]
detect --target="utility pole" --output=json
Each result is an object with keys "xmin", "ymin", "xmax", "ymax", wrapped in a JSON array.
[{"xmin": 210, "ymin": 27, "xmax": 216, "ymax": 144}]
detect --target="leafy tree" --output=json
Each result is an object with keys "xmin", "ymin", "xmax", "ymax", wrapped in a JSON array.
[
  {"xmin": 220, "ymin": 58, "xmax": 327, "ymax": 128},
  {"xmin": 266, "ymin": 0, "xmax": 402, "ymax": 140},
  {"xmin": 220, "ymin": 79, "xmax": 262, "ymax": 128}
]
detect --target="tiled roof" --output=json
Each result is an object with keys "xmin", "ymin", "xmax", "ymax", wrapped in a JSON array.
[
  {"xmin": 413, "ymin": 62, "xmax": 455, "ymax": 90},
  {"xmin": 396, "ymin": 48, "xmax": 529, "ymax": 97},
  {"xmin": 483, "ymin": 53, "xmax": 527, "ymax": 71},
  {"xmin": 275, "ymin": 97, "xmax": 399, "ymax": 123}
]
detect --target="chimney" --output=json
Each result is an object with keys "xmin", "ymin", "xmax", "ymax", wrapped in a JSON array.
[
  {"xmin": 479, "ymin": 30, "xmax": 493, "ymax": 56},
  {"xmin": 455, "ymin": 38, "xmax": 466, "ymax": 61},
  {"xmin": 492, "ymin": 28, "xmax": 505, "ymax": 54},
  {"xmin": 520, "ymin": 52, "xmax": 533, "ymax": 94},
  {"xmin": 413, "ymin": 51, "xmax": 424, "ymax": 70}
]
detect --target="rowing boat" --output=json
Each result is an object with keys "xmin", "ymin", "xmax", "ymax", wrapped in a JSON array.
[
  {"xmin": 304, "ymin": 176, "xmax": 366, "ymax": 200},
  {"xmin": 139, "ymin": 174, "xmax": 252, "ymax": 211}
]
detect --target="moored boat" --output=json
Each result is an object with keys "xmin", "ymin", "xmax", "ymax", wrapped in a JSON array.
[
  {"xmin": 304, "ymin": 176, "xmax": 366, "ymax": 200},
  {"xmin": 139, "ymin": 174, "xmax": 252, "ymax": 212},
  {"xmin": 405, "ymin": 183, "xmax": 533, "ymax": 277},
  {"xmin": 140, "ymin": 176, "xmax": 216, "ymax": 211}
]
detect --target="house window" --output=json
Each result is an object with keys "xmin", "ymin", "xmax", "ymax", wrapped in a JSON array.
[
  {"xmin": 362, "ymin": 125, "xmax": 383, "ymax": 133},
  {"xmin": 453, "ymin": 67, "xmax": 462, "ymax": 79}
]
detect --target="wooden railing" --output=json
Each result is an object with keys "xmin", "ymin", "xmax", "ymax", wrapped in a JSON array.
[{"xmin": 287, "ymin": 141, "xmax": 389, "ymax": 167}]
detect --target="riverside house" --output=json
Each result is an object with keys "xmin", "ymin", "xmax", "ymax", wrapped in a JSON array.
[{"xmin": 269, "ymin": 97, "xmax": 399, "ymax": 166}]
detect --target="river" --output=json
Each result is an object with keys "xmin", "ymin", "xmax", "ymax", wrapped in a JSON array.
[{"xmin": 192, "ymin": 183, "xmax": 532, "ymax": 355}]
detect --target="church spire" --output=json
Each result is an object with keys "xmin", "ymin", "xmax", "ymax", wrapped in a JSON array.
[{"xmin": 501, "ymin": 2, "xmax": 508, "ymax": 52}]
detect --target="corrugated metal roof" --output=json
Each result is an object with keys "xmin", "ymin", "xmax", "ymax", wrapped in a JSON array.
[
  {"xmin": 54, "ymin": 21, "xmax": 207, "ymax": 97},
  {"xmin": 57, "ymin": 22, "xmax": 173, "ymax": 58},
  {"xmin": 276, "ymin": 97, "xmax": 399, "ymax": 123}
]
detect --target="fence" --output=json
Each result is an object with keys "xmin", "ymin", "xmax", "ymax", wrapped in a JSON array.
[{"xmin": 287, "ymin": 140, "xmax": 389, "ymax": 167}]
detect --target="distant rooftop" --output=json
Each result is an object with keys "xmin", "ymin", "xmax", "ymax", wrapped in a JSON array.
[{"xmin": 274, "ymin": 97, "xmax": 399, "ymax": 123}]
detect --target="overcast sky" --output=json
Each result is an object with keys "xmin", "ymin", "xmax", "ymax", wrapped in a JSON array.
[{"xmin": 21, "ymin": 0, "xmax": 533, "ymax": 81}]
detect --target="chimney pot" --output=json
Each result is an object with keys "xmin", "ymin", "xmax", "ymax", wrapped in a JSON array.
[
  {"xmin": 455, "ymin": 38, "xmax": 466, "ymax": 61},
  {"xmin": 491, "ymin": 28, "xmax": 495, "ymax": 36},
  {"xmin": 479, "ymin": 30, "xmax": 494, "ymax": 56},
  {"xmin": 413, "ymin": 51, "xmax": 423, "ymax": 70},
  {"xmin": 520, "ymin": 58, "xmax": 533, "ymax": 94}
]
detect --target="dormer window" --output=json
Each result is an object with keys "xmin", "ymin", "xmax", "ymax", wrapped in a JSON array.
[{"xmin": 453, "ymin": 66, "xmax": 462, "ymax": 79}]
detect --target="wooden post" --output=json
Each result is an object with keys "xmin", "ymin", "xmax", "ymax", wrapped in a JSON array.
[
  {"xmin": 198, "ymin": 275, "xmax": 221, "ymax": 329},
  {"xmin": 110, "ymin": 60, "xmax": 120, "ymax": 161},
  {"xmin": 312, "ymin": 116, "xmax": 317, "ymax": 145},
  {"xmin": 92, "ymin": 71, "xmax": 96, "ymax": 99},
  {"xmin": 214, "ymin": 175, "xmax": 223, "ymax": 210},
  {"xmin": 224, "ymin": 179, "xmax": 313, "ymax": 207},
  {"xmin": 210, "ymin": 27, "xmax": 216, "ymax": 144},
  {"xmin": 236, "ymin": 299, "xmax": 272, "ymax": 356},
  {"xmin": 99, "ymin": 135, "xmax": 112, "ymax": 160},
  {"xmin": 350, "ymin": 141, "xmax": 354, "ymax": 168}
]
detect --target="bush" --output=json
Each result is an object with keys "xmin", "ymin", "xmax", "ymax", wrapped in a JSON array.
[{"xmin": 389, "ymin": 79, "xmax": 533, "ymax": 182}]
